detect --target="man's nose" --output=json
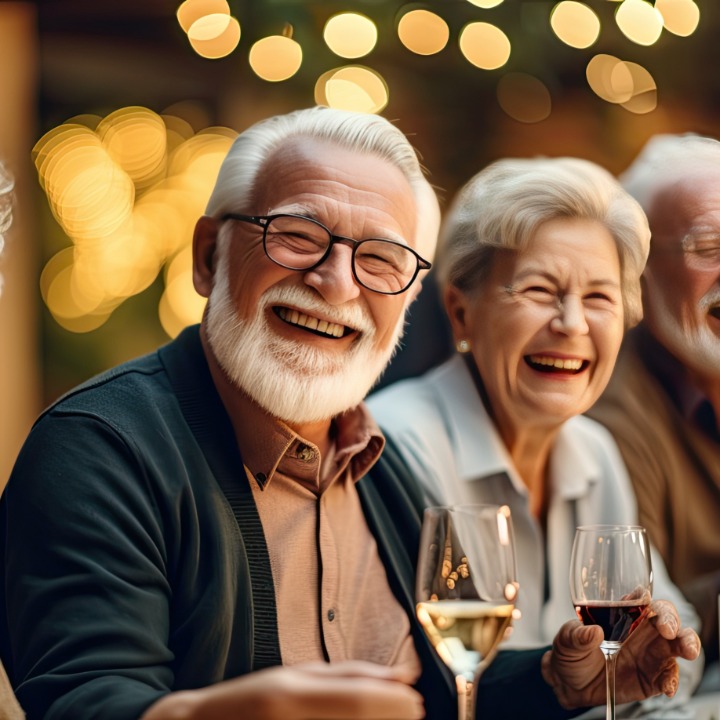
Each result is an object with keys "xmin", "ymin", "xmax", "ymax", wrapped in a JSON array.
[
  {"xmin": 302, "ymin": 244, "xmax": 361, "ymax": 305},
  {"xmin": 550, "ymin": 294, "xmax": 589, "ymax": 336}
]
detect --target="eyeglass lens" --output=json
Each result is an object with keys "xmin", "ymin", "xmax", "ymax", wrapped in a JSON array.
[{"xmin": 264, "ymin": 215, "xmax": 418, "ymax": 293}]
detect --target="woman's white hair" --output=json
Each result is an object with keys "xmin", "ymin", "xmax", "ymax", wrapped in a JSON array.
[
  {"xmin": 205, "ymin": 106, "xmax": 438, "ymax": 258},
  {"xmin": 437, "ymin": 156, "xmax": 651, "ymax": 327}
]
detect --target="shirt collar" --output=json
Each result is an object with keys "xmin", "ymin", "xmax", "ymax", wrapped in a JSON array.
[
  {"xmin": 444, "ymin": 355, "xmax": 600, "ymax": 500},
  {"xmin": 234, "ymin": 388, "xmax": 384, "ymax": 494}
]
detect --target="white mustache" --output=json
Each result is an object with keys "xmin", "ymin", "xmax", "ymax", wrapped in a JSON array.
[
  {"xmin": 699, "ymin": 288, "xmax": 720, "ymax": 312},
  {"xmin": 259, "ymin": 284, "xmax": 376, "ymax": 336}
]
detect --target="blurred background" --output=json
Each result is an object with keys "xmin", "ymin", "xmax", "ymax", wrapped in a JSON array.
[{"xmin": 0, "ymin": 0, "xmax": 718, "ymax": 486}]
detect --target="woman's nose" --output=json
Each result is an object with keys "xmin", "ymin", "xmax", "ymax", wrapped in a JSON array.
[{"xmin": 550, "ymin": 294, "xmax": 589, "ymax": 335}]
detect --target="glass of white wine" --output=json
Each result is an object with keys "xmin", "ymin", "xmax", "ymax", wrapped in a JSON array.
[
  {"xmin": 570, "ymin": 525, "xmax": 653, "ymax": 720},
  {"xmin": 416, "ymin": 504, "xmax": 518, "ymax": 720}
]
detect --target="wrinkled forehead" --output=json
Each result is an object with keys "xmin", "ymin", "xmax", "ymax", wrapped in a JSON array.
[{"xmin": 648, "ymin": 166, "xmax": 720, "ymax": 242}]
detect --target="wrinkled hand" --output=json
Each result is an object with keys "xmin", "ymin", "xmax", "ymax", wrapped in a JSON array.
[
  {"xmin": 141, "ymin": 660, "xmax": 425, "ymax": 720},
  {"xmin": 541, "ymin": 599, "xmax": 701, "ymax": 709}
]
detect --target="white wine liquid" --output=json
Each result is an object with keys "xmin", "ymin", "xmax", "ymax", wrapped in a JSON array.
[{"xmin": 416, "ymin": 600, "xmax": 514, "ymax": 678}]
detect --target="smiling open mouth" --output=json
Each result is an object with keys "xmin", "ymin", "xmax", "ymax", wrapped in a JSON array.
[
  {"xmin": 710, "ymin": 306, "xmax": 720, "ymax": 320},
  {"xmin": 274, "ymin": 306, "xmax": 350, "ymax": 338},
  {"xmin": 525, "ymin": 354, "xmax": 588, "ymax": 374}
]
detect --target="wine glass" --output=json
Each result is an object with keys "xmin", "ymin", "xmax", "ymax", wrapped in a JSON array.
[
  {"xmin": 416, "ymin": 504, "xmax": 518, "ymax": 720},
  {"xmin": 569, "ymin": 525, "xmax": 653, "ymax": 720}
]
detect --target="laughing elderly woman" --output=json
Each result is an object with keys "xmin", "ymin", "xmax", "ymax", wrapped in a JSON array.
[{"xmin": 369, "ymin": 157, "xmax": 703, "ymax": 711}]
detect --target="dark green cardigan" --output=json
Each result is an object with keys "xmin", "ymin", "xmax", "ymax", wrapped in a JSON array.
[{"xmin": 1, "ymin": 326, "xmax": 578, "ymax": 719}]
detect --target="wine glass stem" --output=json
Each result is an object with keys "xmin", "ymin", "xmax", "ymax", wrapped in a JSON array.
[
  {"xmin": 601, "ymin": 646, "xmax": 620, "ymax": 720},
  {"xmin": 456, "ymin": 675, "xmax": 474, "ymax": 720}
]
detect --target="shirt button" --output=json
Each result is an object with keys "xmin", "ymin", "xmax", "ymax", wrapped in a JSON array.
[
  {"xmin": 327, "ymin": 609, "xmax": 335, "ymax": 621},
  {"xmin": 296, "ymin": 443, "xmax": 315, "ymax": 462}
]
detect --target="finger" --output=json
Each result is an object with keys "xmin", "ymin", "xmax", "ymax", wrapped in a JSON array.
[
  {"xmin": 656, "ymin": 659, "xmax": 680, "ymax": 697},
  {"xmin": 669, "ymin": 627, "xmax": 701, "ymax": 661},
  {"xmin": 647, "ymin": 600, "xmax": 680, "ymax": 640},
  {"xmin": 555, "ymin": 619, "xmax": 604, "ymax": 657}
]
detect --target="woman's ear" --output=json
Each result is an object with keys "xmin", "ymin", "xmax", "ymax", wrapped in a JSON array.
[
  {"xmin": 193, "ymin": 215, "xmax": 219, "ymax": 298},
  {"xmin": 443, "ymin": 284, "xmax": 471, "ymax": 342}
]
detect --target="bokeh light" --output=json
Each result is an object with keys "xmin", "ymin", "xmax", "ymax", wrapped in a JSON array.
[
  {"xmin": 315, "ymin": 66, "xmax": 389, "ymax": 114},
  {"xmin": 187, "ymin": 14, "xmax": 240, "ymax": 59},
  {"xmin": 466, "ymin": 0, "xmax": 504, "ymax": 8},
  {"xmin": 176, "ymin": 0, "xmax": 229, "ymax": 33},
  {"xmin": 585, "ymin": 54, "xmax": 656, "ymax": 113},
  {"xmin": 550, "ymin": 2, "xmax": 601, "ymax": 49},
  {"xmin": 496, "ymin": 73, "xmax": 552, "ymax": 123},
  {"xmin": 323, "ymin": 13, "xmax": 378, "ymax": 59},
  {"xmin": 615, "ymin": 0, "xmax": 663, "ymax": 46},
  {"xmin": 655, "ymin": 0, "xmax": 700, "ymax": 37},
  {"xmin": 397, "ymin": 9, "xmax": 449, "ymax": 56},
  {"xmin": 249, "ymin": 35, "xmax": 303, "ymax": 81},
  {"xmin": 34, "ymin": 108, "xmax": 237, "ymax": 335},
  {"xmin": 459, "ymin": 22, "xmax": 511, "ymax": 70}
]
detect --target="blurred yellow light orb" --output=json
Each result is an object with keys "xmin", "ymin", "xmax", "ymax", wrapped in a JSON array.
[
  {"xmin": 324, "ymin": 13, "xmax": 378, "ymax": 59},
  {"xmin": 249, "ymin": 35, "xmax": 303, "ymax": 81}
]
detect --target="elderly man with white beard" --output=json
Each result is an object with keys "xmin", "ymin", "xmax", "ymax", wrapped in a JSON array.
[
  {"xmin": 1, "ymin": 108, "xmax": 700, "ymax": 720},
  {"xmin": 590, "ymin": 133, "xmax": 720, "ymax": 670}
]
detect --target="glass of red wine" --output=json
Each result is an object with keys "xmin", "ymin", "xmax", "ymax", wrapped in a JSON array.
[
  {"xmin": 416, "ymin": 505, "xmax": 518, "ymax": 720},
  {"xmin": 569, "ymin": 525, "xmax": 653, "ymax": 720}
]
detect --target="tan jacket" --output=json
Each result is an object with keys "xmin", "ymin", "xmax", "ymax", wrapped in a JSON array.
[{"xmin": 589, "ymin": 326, "xmax": 720, "ymax": 662}]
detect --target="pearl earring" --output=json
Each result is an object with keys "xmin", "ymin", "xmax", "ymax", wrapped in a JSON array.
[{"xmin": 456, "ymin": 339, "xmax": 471, "ymax": 353}]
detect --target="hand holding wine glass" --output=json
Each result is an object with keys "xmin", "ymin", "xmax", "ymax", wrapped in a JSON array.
[
  {"xmin": 416, "ymin": 504, "xmax": 518, "ymax": 720},
  {"xmin": 569, "ymin": 525, "xmax": 652, "ymax": 720}
]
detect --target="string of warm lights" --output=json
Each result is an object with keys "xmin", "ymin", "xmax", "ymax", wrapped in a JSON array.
[
  {"xmin": 176, "ymin": 0, "xmax": 700, "ymax": 117},
  {"xmin": 35, "ymin": 0, "xmax": 702, "ymax": 336}
]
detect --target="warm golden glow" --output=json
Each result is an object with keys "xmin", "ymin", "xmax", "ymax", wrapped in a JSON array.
[
  {"xmin": 176, "ymin": 0, "xmax": 230, "ymax": 33},
  {"xmin": 97, "ymin": 107, "xmax": 167, "ymax": 191},
  {"xmin": 159, "ymin": 269, "xmax": 206, "ymax": 338},
  {"xmin": 586, "ymin": 54, "xmax": 656, "ymax": 112},
  {"xmin": 656, "ymin": 0, "xmax": 700, "ymax": 36},
  {"xmin": 619, "ymin": 62, "xmax": 657, "ymax": 114},
  {"xmin": 35, "ymin": 106, "xmax": 237, "ymax": 335},
  {"xmin": 315, "ymin": 66, "xmax": 389, "ymax": 114},
  {"xmin": 323, "ymin": 13, "xmax": 378, "ymax": 59},
  {"xmin": 459, "ymin": 22, "xmax": 511, "ymax": 70},
  {"xmin": 496, "ymin": 73, "xmax": 552, "ymax": 123},
  {"xmin": 550, "ymin": 2, "xmax": 601, "ymax": 49},
  {"xmin": 397, "ymin": 10, "xmax": 449, "ymax": 56},
  {"xmin": 188, "ymin": 14, "xmax": 240, "ymax": 59},
  {"xmin": 249, "ymin": 35, "xmax": 303, "ymax": 82},
  {"xmin": 586, "ymin": 54, "xmax": 632, "ymax": 103},
  {"xmin": 615, "ymin": 0, "xmax": 663, "ymax": 46}
]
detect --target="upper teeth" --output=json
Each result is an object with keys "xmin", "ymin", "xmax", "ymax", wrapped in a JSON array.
[
  {"xmin": 278, "ymin": 308, "xmax": 345, "ymax": 337},
  {"xmin": 530, "ymin": 355, "xmax": 583, "ymax": 370}
]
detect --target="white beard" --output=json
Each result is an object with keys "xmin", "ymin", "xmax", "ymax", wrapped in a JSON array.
[
  {"xmin": 644, "ymin": 280, "xmax": 720, "ymax": 376},
  {"xmin": 204, "ymin": 253, "xmax": 406, "ymax": 424}
]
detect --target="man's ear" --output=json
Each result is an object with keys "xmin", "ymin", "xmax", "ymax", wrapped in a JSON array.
[{"xmin": 193, "ymin": 215, "xmax": 219, "ymax": 298}]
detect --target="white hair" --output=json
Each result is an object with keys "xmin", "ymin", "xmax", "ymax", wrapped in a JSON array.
[
  {"xmin": 620, "ymin": 133, "xmax": 720, "ymax": 213},
  {"xmin": 205, "ymin": 106, "xmax": 438, "ymax": 259},
  {"xmin": 437, "ymin": 156, "xmax": 651, "ymax": 327}
]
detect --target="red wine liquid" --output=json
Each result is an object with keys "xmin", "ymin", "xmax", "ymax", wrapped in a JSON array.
[{"xmin": 575, "ymin": 602, "xmax": 649, "ymax": 644}]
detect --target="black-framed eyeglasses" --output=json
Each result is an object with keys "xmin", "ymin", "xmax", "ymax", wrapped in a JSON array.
[{"xmin": 221, "ymin": 213, "xmax": 432, "ymax": 295}]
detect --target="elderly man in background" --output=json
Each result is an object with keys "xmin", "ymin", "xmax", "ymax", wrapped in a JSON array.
[
  {"xmin": 1, "ymin": 109, "xmax": 700, "ymax": 720},
  {"xmin": 590, "ymin": 133, "xmax": 720, "ymax": 668}
]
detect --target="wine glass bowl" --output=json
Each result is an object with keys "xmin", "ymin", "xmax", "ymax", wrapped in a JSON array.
[
  {"xmin": 416, "ymin": 504, "xmax": 517, "ymax": 720},
  {"xmin": 570, "ymin": 525, "xmax": 653, "ymax": 720}
]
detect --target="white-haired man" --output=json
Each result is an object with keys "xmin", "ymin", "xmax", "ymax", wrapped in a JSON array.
[
  {"xmin": 590, "ymin": 133, "xmax": 720, "ymax": 669},
  {"xmin": 1, "ymin": 109, "xmax": 699, "ymax": 720}
]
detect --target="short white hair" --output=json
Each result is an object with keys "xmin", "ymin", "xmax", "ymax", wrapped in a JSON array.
[
  {"xmin": 205, "ymin": 106, "xmax": 438, "ymax": 259},
  {"xmin": 620, "ymin": 133, "xmax": 720, "ymax": 214},
  {"xmin": 438, "ymin": 156, "xmax": 651, "ymax": 327}
]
